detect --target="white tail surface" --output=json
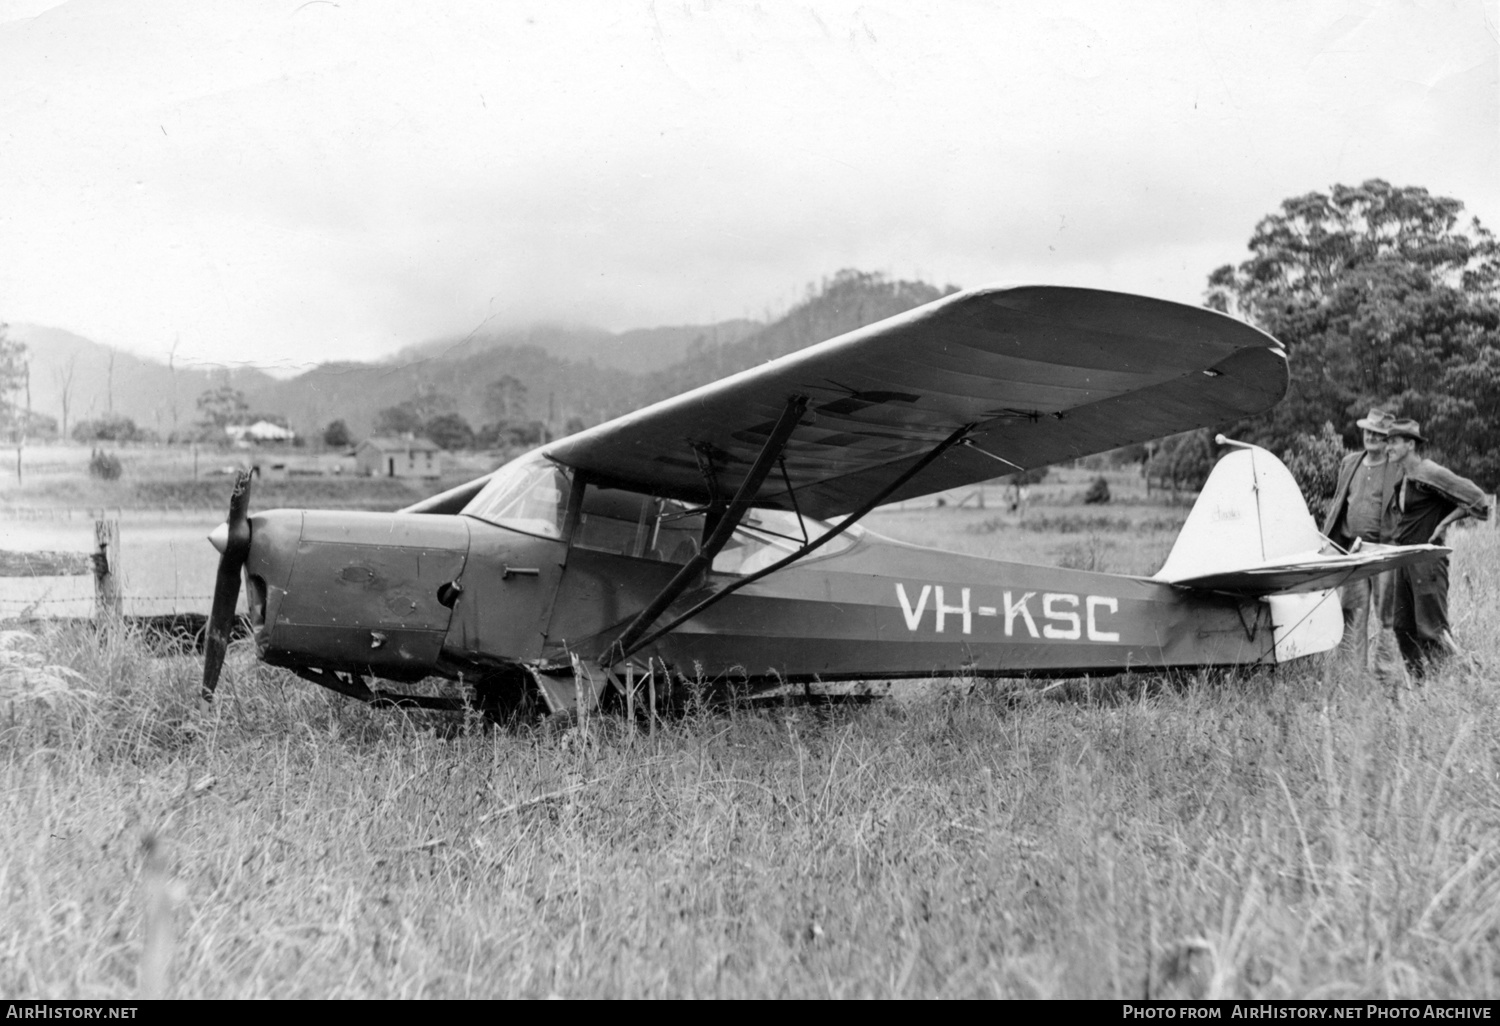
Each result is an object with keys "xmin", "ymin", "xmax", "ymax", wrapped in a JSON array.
[
  {"xmin": 1155, "ymin": 446, "xmax": 1324, "ymax": 583},
  {"xmin": 1152, "ymin": 443, "xmax": 1448, "ymax": 663},
  {"xmin": 1265, "ymin": 592, "xmax": 1345, "ymax": 662},
  {"xmin": 1156, "ymin": 445, "xmax": 1342, "ymax": 661}
]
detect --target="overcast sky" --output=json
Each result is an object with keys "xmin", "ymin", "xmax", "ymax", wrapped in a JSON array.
[{"xmin": 2, "ymin": 0, "xmax": 1496, "ymax": 375}]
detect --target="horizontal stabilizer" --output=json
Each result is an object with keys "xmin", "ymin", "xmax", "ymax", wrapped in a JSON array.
[
  {"xmin": 1153, "ymin": 443, "xmax": 1448, "ymax": 598},
  {"xmin": 1161, "ymin": 543, "xmax": 1446, "ymax": 597}
]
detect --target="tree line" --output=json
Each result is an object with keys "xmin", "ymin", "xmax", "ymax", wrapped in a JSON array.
[
  {"xmin": 1134, "ymin": 180, "xmax": 1498, "ymax": 501},
  {"xmin": 1209, "ymin": 179, "xmax": 1498, "ymax": 497}
]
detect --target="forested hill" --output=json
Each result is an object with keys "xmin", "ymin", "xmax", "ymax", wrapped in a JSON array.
[
  {"xmin": 253, "ymin": 269, "xmax": 958, "ymax": 438},
  {"xmin": 389, "ymin": 320, "xmax": 762, "ymax": 375},
  {"xmin": 642, "ymin": 271, "xmax": 959, "ymax": 405},
  {"xmin": 16, "ymin": 270, "xmax": 959, "ymax": 442}
]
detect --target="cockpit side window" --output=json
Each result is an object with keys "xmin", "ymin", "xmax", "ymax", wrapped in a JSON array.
[
  {"xmin": 460, "ymin": 453, "xmax": 571, "ymax": 538},
  {"xmin": 570, "ymin": 491, "xmax": 859, "ymax": 570},
  {"xmin": 464, "ymin": 464, "xmax": 862, "ymax": 567},
  {"xmin": 573, "ymin": 488, "xmax": 660, "ymax": 558},
  {"xmin": 709, "ymin": 508, "xmax": 860, "ymax": 575},
  {"xmin": 652, "ymin": 506, "xmax": 706, "ymax": 564},
  {"xmin": 572, "ymin": 487, "xmax": 704, "ymax": 563}
]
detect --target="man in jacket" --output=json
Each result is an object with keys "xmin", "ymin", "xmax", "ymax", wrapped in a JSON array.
[
  {"xmin": 1320, "ymin": 408, "xmax": 1402, "ymax": 673},
  {"xmin": 1383, "ymin": 419, "xmax": 1491, "ymax": 677}
]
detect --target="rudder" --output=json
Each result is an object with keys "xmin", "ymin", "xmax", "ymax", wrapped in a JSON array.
[{"xmin": 1154, "ymin": 443, "xmax": 1324, "ymax": 584}]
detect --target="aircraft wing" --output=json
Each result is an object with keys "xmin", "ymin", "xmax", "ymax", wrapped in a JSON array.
[
  {"xmin": 542, "ymin": 284, "xmax": 1287, "ymax": 518},
  {"xmin": 1159, "ymin": 544, "xmax": 1446, "ymax": 597}
]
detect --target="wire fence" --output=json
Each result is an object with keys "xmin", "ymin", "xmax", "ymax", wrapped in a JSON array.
[
  {"xmin": 1, "ymin": 514, "xmax": 223, "ymax": 621},
  {"xmin": 0, "ymin": 592, "xmax": 216, "ymax": 618},
  {"xmin": 1, "ymin": 506, "xmax": 221, "ymax": 520}
]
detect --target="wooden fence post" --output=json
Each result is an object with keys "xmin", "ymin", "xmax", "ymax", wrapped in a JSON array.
[
  {"xmin": 94, "ymin": 517, "xmax": 122, "ymax": 618},
  {"xmin": 647, "ymin": 659, "xmax": 657, "ymax": 737},
  {"xmin": 625, "ymin": 663, "xmax": 635, "ymax": 737}
]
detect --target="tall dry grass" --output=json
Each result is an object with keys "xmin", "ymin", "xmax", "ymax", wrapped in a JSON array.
[{"xmin": 2, "ymin": 531, "xmax": 1498, "ymax": 998}]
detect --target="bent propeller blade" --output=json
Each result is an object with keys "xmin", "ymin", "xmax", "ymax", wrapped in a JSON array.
[{"xmin": 202, "ymin": 469, "xmax": 253, "ymax": 700}]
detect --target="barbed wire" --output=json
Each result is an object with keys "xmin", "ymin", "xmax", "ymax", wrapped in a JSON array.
[
  {"xmin": 1, "ymin": 593, "xmax": 218, "ymax": 615},
  {"xmin": 1, "ymin": 506, "xmax": 220, "ymax": 520}
]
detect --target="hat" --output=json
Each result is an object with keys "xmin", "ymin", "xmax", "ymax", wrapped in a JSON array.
[
  {"xmin": 1356, "ymin": 407, "xmax": 1396, "ymax": 434},
  {"xmin": 1386, "ymin": 418, "xmax": 1426, "ymax": 443}
]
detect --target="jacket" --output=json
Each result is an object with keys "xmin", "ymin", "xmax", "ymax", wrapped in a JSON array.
[
  {"xmin": 1397, "ymin": 456, "xmax": 1491, "ymax": 524},
  {"xmin": 1321, "ymin": 450, "xmax": 1403, "ymax": 549}
]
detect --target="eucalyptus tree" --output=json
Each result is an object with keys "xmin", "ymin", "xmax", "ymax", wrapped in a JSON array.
[{"xmin": 1206, "ymin": 180, "xmax": 1500, "ymax": 482}]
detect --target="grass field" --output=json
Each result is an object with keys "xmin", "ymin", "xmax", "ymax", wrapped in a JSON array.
[{"xmin": 2, "ymin": 466, "xmax": 1498, "ymax": 999}]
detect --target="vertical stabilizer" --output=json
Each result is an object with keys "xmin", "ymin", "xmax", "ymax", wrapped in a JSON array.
[
  {"xmin": 1154, "ymin": 445, "xmax": 1324, "ymax": 584},
  {"xmin": 1154, "ymin": 444, "xmax": 1344, "ymax": 662}
]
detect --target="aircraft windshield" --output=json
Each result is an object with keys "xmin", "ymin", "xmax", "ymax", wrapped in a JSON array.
[{"xmin": 461, "ymin": 453, "xmax": 571, "ymax": 538}]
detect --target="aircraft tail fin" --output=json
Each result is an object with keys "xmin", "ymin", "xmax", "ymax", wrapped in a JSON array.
[
  {"xmin": 1154, "ymin": 440, "xmax": 1319, "ymax": 585},
  {"xmin": 1153, "ymin": 440, "xmax": 1443, "ymax": 596},
  {"xmin": 1153, "ymin": 440, "xmax": 1445, "ymax": 661}
]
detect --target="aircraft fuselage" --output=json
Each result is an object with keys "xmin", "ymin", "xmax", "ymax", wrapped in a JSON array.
[{"xmin": 243, "ymin": 508, "xmax": 1295, "ymax": 692}]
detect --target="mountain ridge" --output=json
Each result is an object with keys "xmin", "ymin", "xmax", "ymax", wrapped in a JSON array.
[{"xmin": 8, "ymin": 270, "xmax": 956, "ymax": 442}]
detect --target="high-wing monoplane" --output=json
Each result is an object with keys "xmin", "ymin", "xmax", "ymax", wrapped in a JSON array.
[{"xmin": 200, "ymin": 285, "xmax": 1443, "ymax": 715}]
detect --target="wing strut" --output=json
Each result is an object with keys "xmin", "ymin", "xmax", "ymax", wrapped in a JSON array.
[
  {"xmin": 605, "ymin": 421, "xmax": 975, "ymax": 668},
  {"xmin": 601, "ymin": 394, "xmax": 810, "ymax": 666}
]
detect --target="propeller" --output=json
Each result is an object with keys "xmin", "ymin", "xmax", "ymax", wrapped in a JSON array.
[{"xmin": 202, "ymin": 469, "xmax": 253, "ymax": 701}]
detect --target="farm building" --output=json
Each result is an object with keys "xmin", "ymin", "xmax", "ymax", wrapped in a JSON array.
[
  {"xmin": 225, "ymin": 420, "xmax": 296, "ymax": 444},
  {"xmin": 355, "ymin": 436, "xmax": 442, "ymax": 479}
]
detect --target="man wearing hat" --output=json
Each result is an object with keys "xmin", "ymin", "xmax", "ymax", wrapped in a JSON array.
[
  {"xmin": 1320, "ymin": 407, "xmax": 1403, "ymax": 671},
  {"xmin": 1383, "ymin": 418, "xmax": 1491, "ymax": 676}
]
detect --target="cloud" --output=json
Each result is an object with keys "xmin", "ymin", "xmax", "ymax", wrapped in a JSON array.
[{"xmin": 1, "ymin": 0, "xmax": 1495, "ymax": 369}]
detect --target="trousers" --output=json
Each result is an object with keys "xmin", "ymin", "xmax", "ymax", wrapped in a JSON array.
[
  {"xmin": 1391, "ymin": 556, "xmax": 1459, "ymax": 677},
  {"xmin": 1331, "ymin": 570, "xmax": 1409, "ymax": 691},
  {"xmin": 1334, "ymin": 571, "xmax": 1388, "ymax": 671}
]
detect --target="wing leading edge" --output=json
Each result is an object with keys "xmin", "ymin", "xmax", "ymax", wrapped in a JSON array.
[{"xmin": 542, "ymin": 284, "xmax": 1288, "ymax": 518}]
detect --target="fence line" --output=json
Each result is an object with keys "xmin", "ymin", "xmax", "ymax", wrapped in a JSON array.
[
  {"xmin": 1, "ymin": 516, "xmax": 221, "ymax": 621},
  {"xmin": 1, "ymin": 506, "xmax": 222, "ymax": 521},
  {"xmin": 0, "ymin": 593, "xmax": 216, "ymax": 619}
]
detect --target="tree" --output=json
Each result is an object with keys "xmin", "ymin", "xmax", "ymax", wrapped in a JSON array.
[
  {"xmin": 0, "ymin": 323, "xmax": 27, "ymax": 437},
  {"xmin": 475, "ymin": 418, "xmax": 546, "ymax": 450},
  {"xmin": 424, "ymin": 412, "xmax": 475, "ymax": 451},
  {"xmin": 1205, "ymin": 180, "xmax": 1500, "ymax": 480},
  {"xmin": 196, "ymin": 384, "xmax": 249, "ymax": 432},
  {"xmin": 1147, "ymin": 430, "xmax": 1216, "ymax": 496},
  {"xmin": 73, "ymin": 414, "xmax": 144, "ymax": 443},
  {"xmin": 53, "ymin": 352, "xmax": 78, "ymax": 441},
  {"xmin": 1280, "ymin": 421, "xmax": 1347, "ymax": 511},
  {"xmin": 410, "ymin": 382, "xmax": 455, "ymax": 420},
  {"xmin": 483, "ymin": 375, "xmax": 529, "ymax": 423},
  {"xmin": 373, "ymin": 402, "xmax": 424, "ymax": 437},
  {"xmin": 323, "ymin": 419, "xmax": 352, "ymax": 448}
]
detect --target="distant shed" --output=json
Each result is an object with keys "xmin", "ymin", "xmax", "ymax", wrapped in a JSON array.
[
  {"xmin": 356, "ymin": 436, "xmax": 442, "ymax": 479},
  {"xmin": 226, "ymin": 420, "xmax": 296, "ymax": 444}
]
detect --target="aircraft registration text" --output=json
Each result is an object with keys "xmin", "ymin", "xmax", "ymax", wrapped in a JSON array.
[{"xmin": 895, "ymin": 583, "xmax": 1121, "ymax": 642}]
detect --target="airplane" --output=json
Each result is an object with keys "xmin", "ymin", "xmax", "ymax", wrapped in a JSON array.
[{"xmin": 200, "ymin": 284, "xmax": 1444, "ymax": 717}]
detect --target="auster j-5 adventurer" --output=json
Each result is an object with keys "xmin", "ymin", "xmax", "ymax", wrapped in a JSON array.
[{"xmin": 200, "ymin": 285, "xmax": 1445, "ymax": 715}]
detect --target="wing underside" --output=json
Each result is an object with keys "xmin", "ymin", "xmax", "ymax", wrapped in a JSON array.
[{"xmin": 543, "ymin": 285, "xmax": 1288, "ymax": 518}]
